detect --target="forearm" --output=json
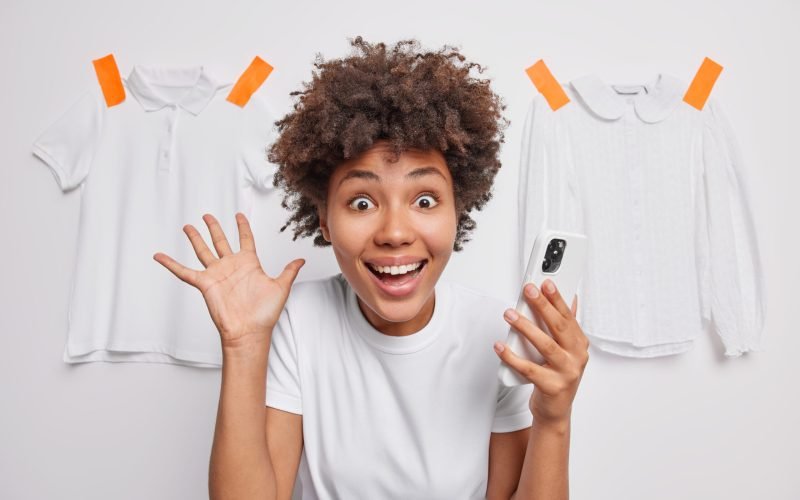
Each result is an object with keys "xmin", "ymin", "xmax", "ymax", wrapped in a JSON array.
[
  {"xmin": 209, "ymin": 336, "xmax": 277, "ymax": 500},
  {"xmin": 511, "ymin": 417, "xmax": 570, "ymax": 500}
]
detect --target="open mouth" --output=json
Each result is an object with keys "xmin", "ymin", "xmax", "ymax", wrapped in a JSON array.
[{"xmin": 365, "ymin": 259, "xmax": 428, "ymax": 287}]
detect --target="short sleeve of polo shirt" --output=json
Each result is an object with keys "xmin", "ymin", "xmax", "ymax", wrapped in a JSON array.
[
  {"xmin": 492, "ymin": 382, "xmax": 534, "ymax": 433},
  {"xmin": 266, "ymin": 305, "xmax": 303, "ymax": 414},
  {"xmin": 33, "ymin": 87, "xmax": 104, "ymax": 192},
  {"xmin": 240, "ymin": 92, "xmax": 279, "ymax": 192}
]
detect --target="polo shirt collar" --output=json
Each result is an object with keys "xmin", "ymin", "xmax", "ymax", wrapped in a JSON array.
[
  {"xmin": 125, "ymin": 65, "xmax": 221, "ymax": 115},
  {"xmin": 570, "ymin": 73, "xmax": 684, "ymax": 123}
]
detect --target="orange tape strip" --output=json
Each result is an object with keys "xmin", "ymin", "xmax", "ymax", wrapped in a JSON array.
[
  {"xmin": 92, "ymin": 54, "xmax": 125, "ymax": 107},
  {"xmin": 525, "ymin": 59, "xmax": 570, "ymax": 111},
  {"xmin": 227, "ymin": 56, "xmax": 274, "ymax": 107},
  {"xmin": 683, "ymin": 57, "xmax": 723, "ymax": 111}
]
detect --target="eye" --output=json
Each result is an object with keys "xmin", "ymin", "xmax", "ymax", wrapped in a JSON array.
[
  {"xmin": 415, "ymin": 193, "xmax": 440, "ymax": 209},
  {"xmin": 348, "ymin": 195, "xmax": 375, "ymax": 211}
]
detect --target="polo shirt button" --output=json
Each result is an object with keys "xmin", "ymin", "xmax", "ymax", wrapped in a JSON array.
[{"xmin": 162, "ymin": 151, "xmax": 169, "ymax": 159}]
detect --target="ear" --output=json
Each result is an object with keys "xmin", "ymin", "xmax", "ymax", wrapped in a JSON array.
[{"xmin": 318, "ymin": 204, "xmax": 331, "ymax": 243}]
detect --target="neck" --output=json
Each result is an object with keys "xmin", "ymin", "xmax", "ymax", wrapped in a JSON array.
[{"xmin": 356, "ymin": 291, "xmax": 436, "ymax": 337}]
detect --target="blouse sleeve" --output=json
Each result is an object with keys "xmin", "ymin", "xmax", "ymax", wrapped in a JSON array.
[
  {"xmin": 516, "ymin": 94, "xmax": 583, "ymax": 285},
  {"xmin": 492, "ymin": 383, "xmax": 533, "ymax": 433},
  {"xmin": 699, "ymin": 98, "xmax": 766, "ymax": 356},
  {"xmin": 266, "ymin": 305, "xmax": 303, "ymax": 414},
  {"xmin": 32, "ymin": 87, "xmax": 104, "ymax": 192}
]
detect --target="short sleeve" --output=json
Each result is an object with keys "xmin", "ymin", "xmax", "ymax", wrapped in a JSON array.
[
  {"xmin": 491, "ymin": 383, "xmax": 533, "ymax": 433},
  {"xmin": 266, "ymin": 305, "xmax": 303, "ymax": 414},
  {"xmin": 241, "ymin": 92, "xmax": 279, "ymax": 192},
  {"xmin": 32, "ymin": 88, "xmax": 104, "ymax": 192}
]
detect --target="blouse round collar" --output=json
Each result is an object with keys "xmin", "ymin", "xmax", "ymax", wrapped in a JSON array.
[{"xmin": 569, "ymin": 73, "xmax": 685, "ymax": 123}]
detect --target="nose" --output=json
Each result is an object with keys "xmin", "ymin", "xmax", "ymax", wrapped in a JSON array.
[{"xmin": 374, "ymin": 203, "xmax": 416, "ymax": 247}]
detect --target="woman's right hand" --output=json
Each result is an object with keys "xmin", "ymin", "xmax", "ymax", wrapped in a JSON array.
[{"xmin": 153, "ymin": 212, "xmax": 305, "ymax": 350}]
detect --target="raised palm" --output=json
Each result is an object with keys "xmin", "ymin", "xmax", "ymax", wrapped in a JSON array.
[{"xmin": 153, "ymin": 212, "xmax": 305, "ymax": 348}]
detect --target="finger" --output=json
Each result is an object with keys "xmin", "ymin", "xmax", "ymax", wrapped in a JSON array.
[
  {"xmin": 504, "ymin": 308, "xmax": 569, "ymax": 367},
  {"xmin": 183, "ymin": 224, "xmax": 218, "ymax": 268},
  {"xmin": 570, "ymin": 294, "xmax": 591, "ymax": 353},
  {"xmin": 202, "ymin": 213, "xmax": 233, "ymax": 258},
  {"xmin": 153, "ymin": 252, "xmax": 201, "ymax": 288},
  {"xmin": 235, "ymin": 212, "xmax": 256, "ymax": 253},
  {"xmin": 275, "ymin": 258, "xmax": 306, "ymax": 292},
  {"xmin": 522, "ymin": 282, "xmax": 573, "ymax": 348},
  {"xmin": 541, "ymin": 279, "xmax": 574, "ymax": 319},
  {"xmin": 494, "ymin": 341, "xmax": 558, "ymax": 388}
]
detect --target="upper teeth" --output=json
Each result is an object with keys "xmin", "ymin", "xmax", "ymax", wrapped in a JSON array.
[{"xmin": 368, "ymin": 261, "xmax": 424, "ymax": 275}]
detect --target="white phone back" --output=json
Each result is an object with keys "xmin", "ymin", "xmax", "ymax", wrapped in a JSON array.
[{"xmin": 498, "ymin": 229, "xmax": 588, "ymax": 387}]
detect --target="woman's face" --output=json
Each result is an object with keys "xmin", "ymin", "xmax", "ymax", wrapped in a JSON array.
[{"xmin": 319, "ymin": 140, "xmax": 458, "ymax": 336}]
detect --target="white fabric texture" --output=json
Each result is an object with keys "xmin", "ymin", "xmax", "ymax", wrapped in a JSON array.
[
  {"xmin": 266, "ymin": 273, "xmax": 533, "ymax": 499},
  {"xmin": 33, "ymin": 64, "xmax": 279, "ymax": 366},
  {"xmin": 517, "ymin": 73, "xmax": 766, "ymax": 358}
]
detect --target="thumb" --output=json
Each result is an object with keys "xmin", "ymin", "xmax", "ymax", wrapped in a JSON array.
[{"xmin": 275, "ymin": 258, "xmax": 306, "ymax": 291}]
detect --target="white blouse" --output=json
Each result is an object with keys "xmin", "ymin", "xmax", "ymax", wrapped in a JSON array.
[{"xmin": 516, "ymin": 73, "xmax": 766, "ymax": 357}]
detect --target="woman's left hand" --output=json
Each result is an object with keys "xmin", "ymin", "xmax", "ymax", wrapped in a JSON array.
[{"xmin": 494, "ymin": 279, "xmax": 590, "ymax": 427}]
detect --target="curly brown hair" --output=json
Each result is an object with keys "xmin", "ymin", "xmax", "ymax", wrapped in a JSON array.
[{"xmin": 267, "ymin": 36, "xmax": 509, "ymax": 251}]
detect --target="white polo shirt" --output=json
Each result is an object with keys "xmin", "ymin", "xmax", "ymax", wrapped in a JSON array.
[{"xmin": 33, "ymin": 65, "xmax": 279, "ymax": 367}]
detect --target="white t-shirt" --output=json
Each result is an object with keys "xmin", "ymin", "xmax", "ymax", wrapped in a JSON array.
[
  {"xmin": 266, "ymin": 273, "xmax": 534, "ymax": 499},
  {"xmin": 32, "ymin": 65, "xmax": 279, "ymax": 367},
  {"xmin": 517, "ymin": 73, "xmax": 765, "ymax": 358}
]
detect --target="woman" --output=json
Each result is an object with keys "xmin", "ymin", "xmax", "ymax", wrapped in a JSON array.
[{"xmin": 154, "ymin": 37, "xmax": 589, "ymax": 499}]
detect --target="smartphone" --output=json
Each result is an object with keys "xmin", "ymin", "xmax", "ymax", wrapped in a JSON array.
[{"xmin": 498, "ymin": 229, "xmax": 589, "ymax": 387}]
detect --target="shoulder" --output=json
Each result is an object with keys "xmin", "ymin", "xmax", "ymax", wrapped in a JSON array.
[
  {"xmin": 282, "ymin": 273, "xmax": 350, "ymax": 325},
  {"xmin": 443, "ymin": 280, "xmax": 513, "ymax": 345},
  {"xmin": 284, "ymin": 273, "xmax": 347, "ymax": 311},
  {"xmin": 444, "ymin": 280, "xmax": 509, "ymax": 320},
  {"xmin": 700, "ymin": 96, "xmax": 729, "ymax": 128},
  {"xmin": 273, "ymin": 274, "xmax": 347, "ymax": 345}
]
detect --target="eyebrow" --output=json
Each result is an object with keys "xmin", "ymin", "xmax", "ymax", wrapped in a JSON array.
[{"xmin": 337, "ymin": 166, "xmax": 446, "ymax": 187}]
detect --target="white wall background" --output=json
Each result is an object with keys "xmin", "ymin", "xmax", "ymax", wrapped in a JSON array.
[{"xmin": 1, "ymin": 0, "xmax": 797, "ymax": 498}]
